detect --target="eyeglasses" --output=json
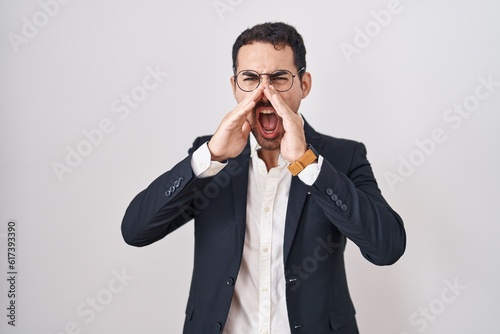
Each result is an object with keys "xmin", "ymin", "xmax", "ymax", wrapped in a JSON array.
[{"xmin": 234, "ymin": 67, "xmax": 305, "ymax": 92}]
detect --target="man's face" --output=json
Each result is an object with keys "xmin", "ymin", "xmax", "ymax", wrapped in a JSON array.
[{"xmin": 231, "ymin": 42, "xmax": 311, "ymax": 151}]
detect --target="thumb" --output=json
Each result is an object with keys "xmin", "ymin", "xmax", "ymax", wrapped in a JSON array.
[{"xmin": 242, "ymin": 121, "xmax": 251, "ymax": 138}]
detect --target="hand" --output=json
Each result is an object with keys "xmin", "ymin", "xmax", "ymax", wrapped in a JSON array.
[
  {"xmin": 208, "ymin": 86, "xmax": 264, "ymax": 161},
  {"xmin": 263, "ymin": 85, "xmax": 307, "ymax": 162}
]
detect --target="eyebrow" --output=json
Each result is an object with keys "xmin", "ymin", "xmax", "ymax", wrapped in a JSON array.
[
  {"xmin": 239, "ymin": 69, "xmax": 291, "ymax": 75},
  {"xmin": 240, "ymin": 70, "xmax": 259, "ymax": 76},
  {"xmin": 270, "ymin": 70, "xmax": 289, "ymax": 76}
]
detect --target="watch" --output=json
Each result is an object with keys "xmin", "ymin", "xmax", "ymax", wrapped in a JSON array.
[{"xmin": 287, "ymin": 144, "xmax": 319, "ymax": 176}]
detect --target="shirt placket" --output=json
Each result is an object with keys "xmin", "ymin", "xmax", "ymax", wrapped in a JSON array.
[{"xmin": 258, "ymin": 166, "xmax": 280, "ymax": 334}]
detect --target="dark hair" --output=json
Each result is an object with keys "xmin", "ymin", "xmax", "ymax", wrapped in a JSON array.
[{"xmin": 232, "ymin": 22, "xmax": 307, "ymax": 78}]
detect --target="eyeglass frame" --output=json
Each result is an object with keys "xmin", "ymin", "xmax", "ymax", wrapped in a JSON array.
[{"xmin": 233, "ymin": 67, "xmax": 306, "ymax": 92}]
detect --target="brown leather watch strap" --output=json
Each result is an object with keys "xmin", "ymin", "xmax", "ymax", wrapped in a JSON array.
[{"xmin": 287, "ymin": 145, "xmax": 318, "ymax": 176}]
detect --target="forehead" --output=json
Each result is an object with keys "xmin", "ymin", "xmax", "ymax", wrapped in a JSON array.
[{"xmin": 236, "ymin": 42, "xmax": 296, "ymax": 72}]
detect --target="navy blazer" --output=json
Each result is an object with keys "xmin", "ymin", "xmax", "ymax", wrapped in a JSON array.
[{"xmin": 121, "ymin": 119, "xmax": 406, "ymax": 333}]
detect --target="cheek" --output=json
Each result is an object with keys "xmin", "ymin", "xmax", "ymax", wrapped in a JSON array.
[
  {"xmin": 282, "ymin": 95, "xmax": 301, "ymax": 113},
  {"xmin": 287, "ymin": 88, "xmax": 306, "ymax": 112},
  {"xmin": 234, "ymin": 90, "xmax": 249, "ymax": 104}
]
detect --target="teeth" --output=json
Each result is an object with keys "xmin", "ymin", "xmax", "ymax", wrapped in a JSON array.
[{"xmin": 261, "ymin": 109, "xmax": 274, "ymax": 114}]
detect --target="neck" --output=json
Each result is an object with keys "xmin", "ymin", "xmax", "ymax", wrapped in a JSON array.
[{"xmin": 257, "ymin": 148, "xmax": 280, "ymax": 172}]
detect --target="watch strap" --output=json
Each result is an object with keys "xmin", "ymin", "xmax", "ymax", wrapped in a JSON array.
[{"xmin": 287, "ymin": 144, "xmax": 318, "ymax": 176}]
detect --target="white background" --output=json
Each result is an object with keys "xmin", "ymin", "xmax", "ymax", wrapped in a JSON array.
[{"xmin": 1, "ymin": 0, "xmax": 499, "ymax": 333}]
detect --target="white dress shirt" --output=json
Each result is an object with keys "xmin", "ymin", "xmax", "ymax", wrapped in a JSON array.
[{"xmin": 191, "ymin": 131, "xmax": 322, "ymax": 334}]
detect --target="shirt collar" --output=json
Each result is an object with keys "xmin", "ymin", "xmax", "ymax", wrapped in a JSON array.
[{"xmin": 249, "ymin": 132, "xmax": 260, "ymax": 158}]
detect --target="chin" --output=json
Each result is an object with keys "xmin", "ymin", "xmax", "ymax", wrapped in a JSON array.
[{"xmin": 253, "ymin": 131, "xmax": 282, "ymax": 151}]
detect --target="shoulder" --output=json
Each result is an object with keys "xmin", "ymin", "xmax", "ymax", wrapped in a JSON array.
[
  {"xmin": 319, "ymin": 133, "xmax": 363, "ymax": 151},
  {"xmin": 304, "ymin": 117, "xmax": 365, "ymax": 154},
  {"xmin": 306, "ymin": 121, "xmax": 368, "ymax": 172}
]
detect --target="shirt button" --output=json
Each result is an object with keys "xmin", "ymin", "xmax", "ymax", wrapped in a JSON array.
[
  {"xmin": 263, "ymin": 247, "xmax": 269, "ymax": 253},
  {"xmin": 264, "ymin": 207, "xmax": 270, "ymax": 213}
]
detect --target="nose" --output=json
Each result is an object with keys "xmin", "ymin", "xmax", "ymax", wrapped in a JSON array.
[
  {"xmin": 259, "ymin": 74, "xmax": 272, "ymax": 88},
  {"xmin": 258, "ymin": 75, "xmax": 271, "ymax": 102}
]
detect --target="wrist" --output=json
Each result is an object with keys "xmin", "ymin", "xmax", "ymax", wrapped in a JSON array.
[
  {"xmin": 287, "ymin": 144, "xmax": 319, "ymax": 176},
  {"xmin": 207, "ymin": 142, "xmax": 226, "ymax": 162}
]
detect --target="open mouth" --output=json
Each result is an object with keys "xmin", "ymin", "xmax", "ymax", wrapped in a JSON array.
[{"xmin": 258, "ymin": 108, "xmax": 279, "ymax": 138}]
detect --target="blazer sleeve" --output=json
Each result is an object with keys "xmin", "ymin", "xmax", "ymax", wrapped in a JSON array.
[
  {"xmin": 311, "ymin": 141, "xmax": 406, "ymax": 265},
  {"xmin": 121, "ymin": 136, "xmax": 213, "ymax": 247}
]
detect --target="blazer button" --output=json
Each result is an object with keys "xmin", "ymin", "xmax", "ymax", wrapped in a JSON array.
[
  {"xmin": 330, "ymin": 194, "xmax": 338, "ymax": 201},
  {"xmin": 335, "ymin": 200, "xmax": 343, "ymax": 207},
  {"xmin": 215, "ymin": 322, "xmax": 222, "ymax": 331},
  {"xmin": 341, "ymin": 205, "xmax": 348, "ymax": 212},
  {"xmin": 174, "ymin": 180, "xmax": 180, "ymax": 188},
  {"xmin": 326, "ymin": 188, "xmax": 333, "ymax": 196},
  {"xmin": 226, "ymin": 277, "xmax": 235, "ymax": 286},
  {"xmin": 164, "ymin": 190, "xmax": 171, "ymax": 197}
]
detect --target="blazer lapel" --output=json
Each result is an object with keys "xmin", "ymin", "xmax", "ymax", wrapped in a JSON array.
[
  {"xmin": 283, "ymin": 177, "xmax": 309, "ymax": 264},
  {"xmin": 283, "ymin": 117, "xmax": 324, "ymax": 264},
  {"xmin": 230, "ymin": 142, "xmax": 251, "ymax": 252}
]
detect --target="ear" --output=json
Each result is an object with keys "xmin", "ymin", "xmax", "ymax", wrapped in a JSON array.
[
  {"xmin": 300, "ymin": 72, "xmax": 312, "ymax": 99},
  {"xmin": 230, "ymin": 75, "xmax": 237, "ymax": 98}
]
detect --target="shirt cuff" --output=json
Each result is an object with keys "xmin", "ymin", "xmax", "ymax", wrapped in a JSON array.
[
  {"xmin": 191, "ymin": 142, "xmax": 227, "ymax": 178},
  {"xmin": 298, "ymin": 155, "xmax": 323, "ymax": 186}
]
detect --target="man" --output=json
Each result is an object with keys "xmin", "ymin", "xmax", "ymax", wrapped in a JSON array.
[{"xmin": 121, "ymin": 22, "xmax": 406, "ymax": 334}]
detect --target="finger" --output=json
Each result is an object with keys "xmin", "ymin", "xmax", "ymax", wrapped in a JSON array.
[
  {"xmin": 221, "ymin": 87, "xmax": 264, "ymax": 130},
  {"xmin": 241, "ymin": 120, "xmax": 251, "ymax": 137},
  {"xmin": 233, "ymin": 86, "xmax": 264, "ymax": 117},
  {"xmin": 241, "ymin": 88, "xmax": 263, "ymax": 113},
  {"xmin": 263, "ymin": 85, "xmax": 290, "ymax": 118},
  {"xmin": 264, "ymin": 86, "xmax": 304, "ymax": 133}
]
